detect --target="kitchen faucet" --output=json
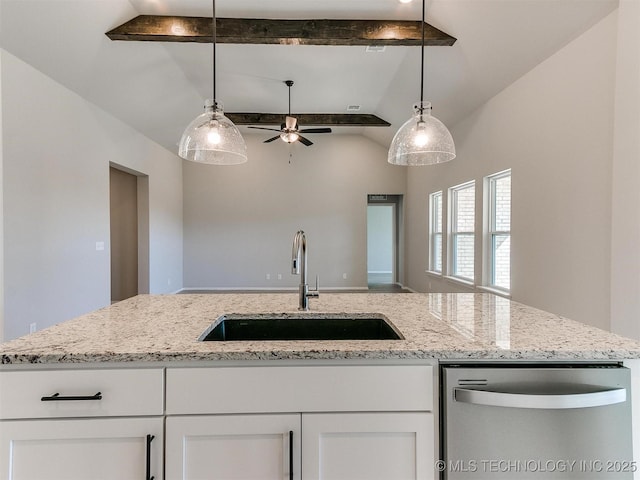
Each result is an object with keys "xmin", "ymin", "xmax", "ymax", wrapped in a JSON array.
[{"xmin": 291, "ymin": 230, "xmax": 319, "ymax": 310}]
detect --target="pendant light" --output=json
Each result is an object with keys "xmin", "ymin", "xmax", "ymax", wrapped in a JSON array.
[
  {"xmin": 178, "ymin": 0, "xmax": 247, "ymax": 165},
  {"xmin": 388, "ymin": 0, "xmax": 455, "ymax": 166}
]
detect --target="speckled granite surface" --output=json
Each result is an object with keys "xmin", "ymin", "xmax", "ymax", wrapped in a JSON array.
[{"xmin": 2, "ymin": 293, "xmax": 640, "ymax": 364}]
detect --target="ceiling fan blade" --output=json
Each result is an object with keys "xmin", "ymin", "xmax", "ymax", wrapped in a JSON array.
[
  {"xmin": 285, "ymin": 116, "xmax": 298, "ymax": 130},
  {"xmin": 249, "ymin": 126, "xmax": 282, "ymax": 132},
  {"xmin": 298, "ymin": 136, "xmax": 313, "ymax": 147},
  {"xmin": 299, "ymin": 128, "xmax": 333, "ymax": 134},
  {"xmin": 264, "ymin": 135, "xmax": 281, "ymax": 143}
]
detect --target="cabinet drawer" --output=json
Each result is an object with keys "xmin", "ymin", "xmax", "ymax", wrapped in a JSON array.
[
  {"xmin": 0, "ymin": 369, "xmax": 163, "ymax": 419},
  {"xmin": 166, "ymin": 364, "xmax": 433, "ymax": 414}
]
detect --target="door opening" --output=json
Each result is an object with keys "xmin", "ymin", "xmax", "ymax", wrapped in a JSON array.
[
  {"xmin": 109, "ymin": 165, "xmax": 149, "ymax": 303},
  {"xmin": 367, "ymin": 195, "xmax": 403, "ymax": 288}
]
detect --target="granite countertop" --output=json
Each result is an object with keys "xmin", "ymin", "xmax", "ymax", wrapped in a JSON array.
[{"xmin": 2, "ymin": 292, "xmax": 640, "ymax": 365}]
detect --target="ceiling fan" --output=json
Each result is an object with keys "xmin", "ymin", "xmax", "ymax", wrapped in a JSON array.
[{"xmin": 248, "ymin": 80, "xmax": 332, "ymax": 146}]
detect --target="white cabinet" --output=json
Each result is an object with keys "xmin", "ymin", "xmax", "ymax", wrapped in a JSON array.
[
  {"xmin": 0, "ymin": 368, "xmax": 164, "ymax": 419},
  {"xmin": 166, "ymin": 414, "xmax": 301, "ymax": 480},
  {"xmin": 0, "ymin": 417, "xmax": 163, "ymax": 480},
  {"xmin": 0, "ymin": 369, "xmax": 164, "ymax": 480},
  {"xmin": 165, "ymin": 364, "xmax": 436, "ymax": 480},
  {"xmin": 0, "ymin": 362, "xmax": 437, "ymax": 480},
  {"xmin": 165, "ymin": 412, "xmax": 434, "ymax": 480},
  {"xmin": 302, "ymin": 412, "xmax": 433, "ymax": 480},
  {"xmin": 165, "ymin": 365, "xmax": 433, "ymax": 414}
]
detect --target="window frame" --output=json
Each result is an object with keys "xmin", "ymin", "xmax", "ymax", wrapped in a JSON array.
[
  {"xmin": 428, "ymin": 191, "xmax": 443, "ymax": 274},
  {"xmin": 483, "ymin": 169, "xmax": 511, "ymax": 293},
  {"xmin": 448, "ymin": 180, "xmax": 476, "ymax": 284}
]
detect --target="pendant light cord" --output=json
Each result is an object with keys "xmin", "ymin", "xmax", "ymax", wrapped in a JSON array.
[
  {"xmin": 212, "ymin": 0, "xmax": 216, "ymax": 104},
  {"xmin": 420, "ymin": 0, "xmax": 425, "ymax": 110}
]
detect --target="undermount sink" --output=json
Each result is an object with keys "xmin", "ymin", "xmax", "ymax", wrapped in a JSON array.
[{"xmin": 198, "ymin": 313, "xmax": 403, "ymax": 341}]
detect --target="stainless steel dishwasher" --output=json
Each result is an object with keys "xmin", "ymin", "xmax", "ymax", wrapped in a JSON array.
[{"xmin": 441, "ymin": 364, "xmax": 634, "ymax": 479}]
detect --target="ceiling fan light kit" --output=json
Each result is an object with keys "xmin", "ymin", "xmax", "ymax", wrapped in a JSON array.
[
  {"xmin": 248, "ymin": 80, "xmax": 333, "ymax": 147},
  {"xmin": 388, "ymin": 0, "xmax": 456, "ymax": 166},
  {"xmin": 178, "ymin": 0, "xmax": 247, "ymax": 165}
]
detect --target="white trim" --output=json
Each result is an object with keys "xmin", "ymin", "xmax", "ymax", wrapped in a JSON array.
[
  {"xmin": 448, "ymin": 181, "xmax": 476, "ymax": 281},
  {"xmin": 444, "ymin": 275, "xmax": 475, "ymax": 288},
  {"xmin": 476, "ymin": 285, "xmax": 512, "ymax": 299},
  {"xmin": 428, "ymin": 191, "xmax": 443, "ymax": 274},
  {"xmin": 176, "ymin": 286, "xmax": 371, "ymax": 293},
  {"xmin": 483, "ymin": 169, "xmax": 511, "ymax": 293},
  {"xmin": 179, "ymin": 287, "xmax": 298, "ymax": 292},
  {"xmin": 396, "ymin": 283, "xmax": 418, "ymax": 293},
  {"xmin": 425, "ymin": 270, "xmax": 443, "ymax": 278}
]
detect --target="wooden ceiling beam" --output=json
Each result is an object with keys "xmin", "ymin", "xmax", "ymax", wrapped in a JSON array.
[
  {"xmin": 106, "ymin": 15, "xmax": 456, "ymax": 46},
  {"xmin": 226, "ymin": 113, "xmax": 391, "ymax": 127}
]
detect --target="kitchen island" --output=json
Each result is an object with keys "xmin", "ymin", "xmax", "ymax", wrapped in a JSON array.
[
  {"xmin": 2, "ymin": 292, "xmax": 640, "ymax": 364},
  {"xmin": 1, "ymin": 292, "xmax": 639, "ymax": 480}
]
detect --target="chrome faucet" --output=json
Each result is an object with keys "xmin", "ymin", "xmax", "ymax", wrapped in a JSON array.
[{"xmin": 291, "ymin": 230, "xmax": 319, "ymax": 310}]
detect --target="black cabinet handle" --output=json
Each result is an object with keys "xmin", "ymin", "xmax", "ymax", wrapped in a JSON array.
[
  {"xmin": 146, "ymin": 434, "xmax": 155, "ymax": 480},
  {"xmin": 41, "ymin": 392, "xmax": 102, "ymax": 401},
  {"xmin": 289, "ymin": 430, "xmax": 294, "ymax": 480}
]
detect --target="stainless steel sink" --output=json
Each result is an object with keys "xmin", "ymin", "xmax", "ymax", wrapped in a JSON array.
[{"xmin": 198, "ymin": 313, "xmax": 403, "ymax": 341}]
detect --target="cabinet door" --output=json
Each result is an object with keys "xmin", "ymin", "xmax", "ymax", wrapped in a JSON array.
[
  {"xmin": 166, "ymin": 414, "xmax": 301, "ymax": 480},
  {"xmin": 0, "ymin": 417, "xmax": 163, "ymax": 480},
  {"xmin": 302, "ymin": 412, "xmax": 434, "ymax": 480}
]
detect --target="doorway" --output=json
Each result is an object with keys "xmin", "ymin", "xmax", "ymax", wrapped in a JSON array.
[
  {"xmin": 109, "ymin": 166, "xmax": 149, "ymax": 303},
  {"xmin": 367, "ymin": 195, "xmax": 403, "ymax": 288}
]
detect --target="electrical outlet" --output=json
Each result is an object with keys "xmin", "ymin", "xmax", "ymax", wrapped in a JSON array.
[
  {"xmin": 95, "ymin": 241, "xmax": 105, "ymax": 251},
  {"xmin": 277, "ymin": 273, "xmax": 282, "ymax": 280},
  {"xmin": 29, "ymin": 323, "xmax": 37, "ymax": 334},
  {"xmin": 343, "ymin": 273, "xmax": 348, "ymax": 280},
  {"xmin": 266, "ymin": 273, "xmax": 271, "ymax": 280},
  {"xmin": 168, "ymin": 278, "xmax": 172, "ymax": 286}
]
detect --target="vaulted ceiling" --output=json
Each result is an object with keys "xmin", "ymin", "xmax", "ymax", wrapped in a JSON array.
[{"xmin": 0, "ymin": 0, "xmax": 618, "ymax": 154}]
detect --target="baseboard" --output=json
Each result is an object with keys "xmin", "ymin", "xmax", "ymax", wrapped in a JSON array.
[{"xmin": 177, "ymin": 286, "xmax": 371, "ymax": 293}]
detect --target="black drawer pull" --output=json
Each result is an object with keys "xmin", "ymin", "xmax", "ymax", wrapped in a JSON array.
[
  {"xmin": 41, "ymin": 392, "xmax": 102, "ymax": 402},
  {"xmin": 289, "ymin": 430, "xmax": 294, "ymax": 480},
  {"xmin": 146, "ymin": 434, "xmax": 155, "ymax": 480}
]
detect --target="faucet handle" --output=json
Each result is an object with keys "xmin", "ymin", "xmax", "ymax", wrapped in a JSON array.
[{"xmin": 308, "ymin": 275, "xmax": 320, "ymax": 298}]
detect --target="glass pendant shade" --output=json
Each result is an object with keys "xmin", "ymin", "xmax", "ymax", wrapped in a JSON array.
[
  {"xmin": 388, "ymin": 102, "xmax": 456, "ymax": 166},
  {"xmin": 178, "ymin": 100, "xmax": 247, "ymax": 165}
]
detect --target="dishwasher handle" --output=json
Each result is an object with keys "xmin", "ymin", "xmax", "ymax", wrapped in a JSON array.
[{"xmin": 454, "ymin": 387, "xmax": 627, "ymax": 410}]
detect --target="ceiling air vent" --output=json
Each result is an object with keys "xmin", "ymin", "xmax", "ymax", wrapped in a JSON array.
[
  {"xmin": 365, "ymin": 45, "xmax": 386, "ymax": 53},
  {"xmin": 368, "ymin": 194, "xmax": 388, "ymax": 201}
]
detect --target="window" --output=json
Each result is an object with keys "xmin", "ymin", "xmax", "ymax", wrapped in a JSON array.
[
  {"xmin": 486, "ymin": 170, "xmax": 511, "ymax": 291},
  {"xmin": 428, "ymin": 191, "xmax": 443, "ymax": 273},
  {"xmin": 449, "ymin": 181, "xmax": 475, "ymax": 282}
]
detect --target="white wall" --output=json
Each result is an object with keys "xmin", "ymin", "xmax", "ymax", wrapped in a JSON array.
[
  {"xmin": 183, "ymin": 135, "xmax": 406, "ymax": 290},
  {"xmin": 611, "ymin": 0, "xmax": 640, "ymax": 340},
  {"xmin": 1, "ymin": 49, "xmax": 183, "ymax": 340},
  {"xmin": 0, "ymin": 52, "xmax": 4, "ymax": 342},
  {"xmin": 405, "ymin": 12, "xmax": 618, "ymax": 330}
]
